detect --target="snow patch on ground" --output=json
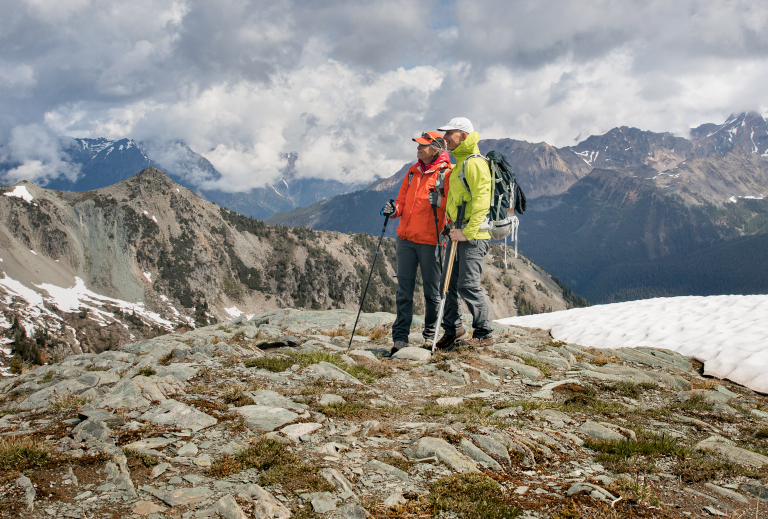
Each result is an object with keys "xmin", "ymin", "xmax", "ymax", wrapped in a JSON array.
[
  {"xmin": 225, "ymin": 306, "xmax": 243, "ymax": 318},
  {"xmin": 497, "ymin": 295, "xmax": 768, "ymax": 394},
  {"xmin": 36, "ymin": 277, "xmax": 174, "ymax": 330},
  {"xmin": 4, "ymin": 185, "xmax": 34, "ymax": 203},
  {"xmin": 143, "ymin": 271, "xmax": 152, "ymax": 283}
]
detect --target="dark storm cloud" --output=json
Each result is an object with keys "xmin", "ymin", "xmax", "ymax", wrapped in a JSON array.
[{"xmin": 1, "ymin": 0, "xmax": 767, "ymax": 189}]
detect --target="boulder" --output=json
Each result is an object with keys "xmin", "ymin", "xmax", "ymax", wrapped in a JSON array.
[
  {"xmin": 233, "ymin": 405, "xmax": 298, "ymax": 432},
  {"xmin": 307, "ymin": 361, "xmax": 362, "ymax": 384},
  {"xmin": 577, "ymin": 420, "xmax": 625, "ymax": 441},
  {"xmin": 695, "ymin": 440, "xmax": 768, "ymax": 467},
  {"xmin": 410, "ymin": 437, "xmax": 478, "ymax": 473},
  {"xmin": 139, "ymin": 400, "xmax": 217, "ymax": 432},
  {"xmin": 391, "ymin": 347, "xmax": 431, "ymax": 362}
]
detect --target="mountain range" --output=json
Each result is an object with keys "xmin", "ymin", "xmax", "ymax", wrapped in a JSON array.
[
  {"xmin": 5, "ymin": 138, "xmax": 361, "ymax": 221},
  {"xmin": 0, "ymin": 168, "xmax": 570, "ymax": 359},
  {"xmin": 268, "ymin": 112, "xmax": 768, "ymax": 303}
]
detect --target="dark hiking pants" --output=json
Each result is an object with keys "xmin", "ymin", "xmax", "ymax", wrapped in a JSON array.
[
  {"xmin": 440, "ymin": 239, "xmax": 494, "ymax": 339},
  {"xmin": 392, "ymin": 238, "xmax": 441, "ymax": 343}
]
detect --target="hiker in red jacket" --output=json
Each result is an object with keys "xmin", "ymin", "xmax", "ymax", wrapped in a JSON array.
[{"xmin": 381, "ymin": 131, "xmax": 452, "ymax": 355}]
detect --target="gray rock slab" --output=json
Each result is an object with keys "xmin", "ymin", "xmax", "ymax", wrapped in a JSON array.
[
  {"xmin": 248, "ymin": 389, "xmax": 308, "ymax": 411},
  {"xmin": 214, "ymin": 494, "xmax": 248, "ymax": 519},
  {"xmin": 155, "ymin": 363, "xmax": 199, "ymax": 382},
  {"xmin": 410, "ymin": 437, "xmax": 478, "ymax": 473},
  {"xmin": 366, "ymin": 459, "xmax": 409, "ymax": 480},
  {"xmin": 391, "ymin": 347, "xmax": 431, "ymax": 362},
  {"xmin": 577, "ymin": 420, "xmax": 625, "ymax": 441},
  {"xmin": 152, "ymin": 486, "xmax": 213, "ymax": 507},
  {"xmin": 531, "ymin": 378, "xmax": 582, "ymax": 399},
  {"xmin": 337, "ymin": 503, "xmax": 371, "ymax": 518},
  {"xmin": 320, "ymin": 468, "xmax": 356, "ymax": 493},
  {"xmin": 471, "ymin": 434, "xmax": 511, "ymax": 464},
  {"xmin": 459, "ymin": 439, "xmax": 502, "ymax": 471},
  {"xmin": 540, "ymin": 409, "xmax": 574, "ymax": 427},
  {"xmin": 123, "ymin": 437, "xmax": 176, "ymax": 451},
  {"xmin": 139, "ymin": 400, "xmax": 217, "ymax": 432},
  {"xmin": 678, "ymin": 389, "xmax": 732, "ymax": 404},
  {"xmin": 695, "ymin": 441, "xmax": 768, "ymax": 467},
  {"xmin": 704, "ymin": 483, "xmax": 749, "ymax": 504},
  {"xmin": 78, "ymin": 408, "xmax": 124, "ymax": 426},
  {"xmin": 307, "ymin": 361, "xmax": 362, "ymax": 384},
  {"xmin": 479, "ymin": 355, "xmax": 543, "ymax": 379},
  {"xmin": 348, "ymin": 349, "xmax": 379, "ymax": 362},
  {"xmin": 177, "ymin": 442, "xmax": 198, "ymax": 457},
  {"xmin": 233, "ymin": 405, "xmax": 298, "ymax": 432},
  {"xmin": 99, "ymin": 380, "xmax": 151, "ymax": 409},
  {"xmin": 280, "ymin": 422, "xmax": 322, "ymax": 438},
  {"xmin": 238, "ymin": 484, "xmax": 291, "ymax": 518},
  {"xmin": 19, "ymin": 379, "xmax": 89, "ymax": 410}
]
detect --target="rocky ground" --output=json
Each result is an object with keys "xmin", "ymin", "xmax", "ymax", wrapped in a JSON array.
[{"xmin": 1, "ymin": 309, "xmax": 767, "ymax": 519}]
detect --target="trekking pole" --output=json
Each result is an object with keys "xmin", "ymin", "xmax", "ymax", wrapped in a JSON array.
[
  {"xmin": 430, "ymin": 189, "xmax": 443, "ymax": 272},
  {"xmin": 431, "ymin": 201, "xmax": 467, "ymax": 353},
  {"xmin": 347, "ymin": 200, "xmax": 394, "ymax": 350}
]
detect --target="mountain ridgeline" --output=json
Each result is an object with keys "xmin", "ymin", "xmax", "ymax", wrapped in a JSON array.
[
  {"xmin": 269, "ymin": 112, "xmax": 768, "ymax": 303},
  {"xmin": 0, "ymin": 168, "xmax": 572, "ymax": 359},
  {"xmin": 35, "ymin": 139, "xmax": 359, "ymax": 221}
]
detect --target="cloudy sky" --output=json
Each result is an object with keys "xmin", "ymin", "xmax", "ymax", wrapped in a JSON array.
[{"xmin": 2, "ymin": 0, "xmax": 768, "ymax": 190}]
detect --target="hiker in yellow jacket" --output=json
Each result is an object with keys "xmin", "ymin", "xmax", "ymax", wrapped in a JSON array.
[{"xmin": 433, "ymin": 117, "xmax": 494, "ymax": 351}]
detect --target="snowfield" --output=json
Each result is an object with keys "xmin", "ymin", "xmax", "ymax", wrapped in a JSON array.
[{"xmin": 496, "ymin": 295, "xmax": 768, "ymax": 394}]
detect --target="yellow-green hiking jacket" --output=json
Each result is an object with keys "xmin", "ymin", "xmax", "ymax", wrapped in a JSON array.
[{"xmin": 445, "ymin": 132, "xmax": 491, "ymax": 240}]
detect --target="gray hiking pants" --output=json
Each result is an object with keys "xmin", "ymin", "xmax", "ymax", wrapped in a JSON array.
[
  {"xmin": 392, "ymin": 238, "xmax": 441, "ymax": 343},
  {"xmin": 441, "ymin": 239, "xmax": 494, "ymax": 339}
]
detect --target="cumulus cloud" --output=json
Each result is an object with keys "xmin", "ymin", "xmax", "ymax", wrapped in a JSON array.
[
  {"xmin": 1, "ymin": 0, "xmax": 768, "ymax": 190},
  {"xmin": 0, "ymin": 124, "xmax": 80, "ymax": 185}
]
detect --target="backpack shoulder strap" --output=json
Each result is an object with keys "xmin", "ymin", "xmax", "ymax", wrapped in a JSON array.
[{"xmin": 459, "ymin": 154, "xmax": 486, "ymax": 200}]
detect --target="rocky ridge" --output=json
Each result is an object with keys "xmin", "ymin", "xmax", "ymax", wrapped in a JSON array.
[{"xmin": 1, "ymin": 309, "xmax": 767, "ymax": 518}]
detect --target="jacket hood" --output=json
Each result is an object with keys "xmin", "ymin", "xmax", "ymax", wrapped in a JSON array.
[
  {"xmin": 419, "ymin": 149, "xmax": 451, "ymax": 170},
  {"xmin": 451, "ymin": 132, "xmax": 481, "ymax": 161}
]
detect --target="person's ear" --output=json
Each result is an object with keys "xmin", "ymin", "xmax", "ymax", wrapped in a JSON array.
[{"xmin": 460, "ymin": 132, "xmax": 468, "ymax": 142}]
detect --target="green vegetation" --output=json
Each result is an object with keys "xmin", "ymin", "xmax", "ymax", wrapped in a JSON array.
[
  {"xmin": 674, "ymin": 452, "xmax": 762, "ymax": 483},
  {"xmin": 284, "ymin": 351, "xmax": 388, "ymax": 384},
  {"xmin": 123, "ymin": 448, "xmax": 159, "ymax": 467},
  {"xmin": 430, "ymin": 473, "xmax": 521, "ymax": 519},
  {"xmin": 318, "ymin": 401, "xmax": 369, "ymax": 418},
  {"xmin": 208, "ymin": 438, "xmax": 333, "ymax": 494},
  {"xmin": 0, "ymin": 437, "xmax": 52, "ymax": 472},
  {"xmin": 51, "ymin": 394, "xmax": 91, "ymax": 410},
  {"xmin": 10, "ymin": 316, "xmax": 43, "ymax": 366},
  {"xmin": 551, "ymin": 275, "xmax": 589, "ymax": 308},
  {"xmin": 518, "ymin": 356, "xmax": 551, "ymax": 377},
  {"xmin": 244, "ymin": 357, "xmax": 293, "ymax": 372},
  {"xmin": 585, "ymin": 432, "xmax": 689, "ymax": 473},
  {"xmin": 137, "ymin": 366, "xmax": 157, "ymax": 377}
]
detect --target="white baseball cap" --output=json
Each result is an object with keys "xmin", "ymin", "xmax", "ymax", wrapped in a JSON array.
[{"xmin": 437, "ymin": 117, "xmax": 474, "ymax": 133}]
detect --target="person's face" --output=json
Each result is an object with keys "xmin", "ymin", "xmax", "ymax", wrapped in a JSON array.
[
  {"xmin": 417, "ymin": 143, "xmax": 439, "ymax": 162},
  {"xmin": 443, "ymin": 130, "xmax": 466, "ymax": 151}
]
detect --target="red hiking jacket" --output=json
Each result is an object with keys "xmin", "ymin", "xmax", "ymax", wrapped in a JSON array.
[{"xmin": 391, "ymin": 150, "xmax": 452, "ymax": 245}]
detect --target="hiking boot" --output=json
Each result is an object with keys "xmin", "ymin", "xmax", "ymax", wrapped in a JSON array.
[
  {"xmin": 389, "ymin": 341, "xmax": 408, "ymax": 357},
  {"xmin": 434, "ymin": 327, "xmax": 466, "ymax": 352},
  {"xmin": 457, "ymin": 336, "xmax": 494, "ymax": 348}
]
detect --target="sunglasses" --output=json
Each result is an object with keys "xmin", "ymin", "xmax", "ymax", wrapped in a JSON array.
[{"xmin": 422, "ymin": 133, "xmax": 445, "ymax": 149}]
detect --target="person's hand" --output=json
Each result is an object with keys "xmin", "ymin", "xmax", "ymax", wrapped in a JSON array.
[
  {"xmin": 450, "ymin": 229, "xmax": 467, "ymax": 241},
  {"xmin": 428, "ymin": 189, "xmax": 441, "ymax": 208},
  {"xmin": 380, "ymin": 200, "xmax": 397, "ymax": 217}
]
